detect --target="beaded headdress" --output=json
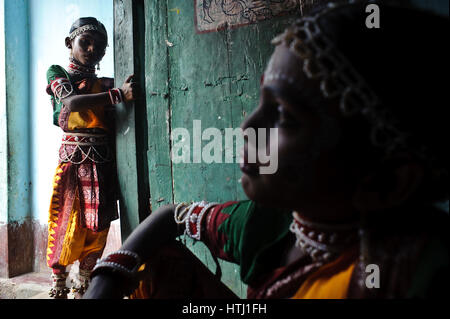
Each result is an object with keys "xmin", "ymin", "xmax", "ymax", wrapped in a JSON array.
[
  {"xmin": 271, "ymin": 7, "xmax": 380, "ymax": 117},
  {"xmin": 277, "ymin": 1, "xmax": 448, "ymax": 268},
  {"xmin": 69, "ymin": 24, "xmax": 108, "ymax": 43},
  {"xmin": 269, "ymin": 3, "xmax": 407, "ymax": 155},
  {"xmin": 69, "ymin": 17, "xmax": 108, "ymax": 45}
]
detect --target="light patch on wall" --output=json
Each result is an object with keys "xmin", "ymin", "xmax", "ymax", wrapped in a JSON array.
[
  {"xmin": 195, "ymin": 0, "xmax": 300, "ymax": 33},
  {"xmin": 65, "ymin": 4, "xmax": 81, "ymax": 27},
  {"xmin": 34, "ymin": 59, "xmax": 61, "ymax": 223},
  {"xmin": 29, "ymin": 0, "xmax": 114, "ymax": 224}
]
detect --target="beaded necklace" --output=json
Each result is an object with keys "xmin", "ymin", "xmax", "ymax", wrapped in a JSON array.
[
  {"xmin": 68, "ymin": 58, "xmax": 96, "ymax": 78},
  {"xmin": 289, "ymin": 212, "xmax": 359, "ymax": 263}
]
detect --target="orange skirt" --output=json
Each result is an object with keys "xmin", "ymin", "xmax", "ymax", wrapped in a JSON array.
[{"xmin": 47, "ymin": 162, "xmax": 110, "ymax": 269}]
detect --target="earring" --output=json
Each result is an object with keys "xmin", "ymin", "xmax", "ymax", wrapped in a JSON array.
[{"xmin": 96, "ymin": 63, "xmax": 100, "ymax": 71}]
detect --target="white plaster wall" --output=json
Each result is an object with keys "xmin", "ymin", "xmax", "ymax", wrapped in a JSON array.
[{"xmin": 29, "ymin": 0, "xmax": 114, "ymax": 224}]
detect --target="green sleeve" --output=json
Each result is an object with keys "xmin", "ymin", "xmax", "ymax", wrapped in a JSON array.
[
  {"xmin": 46, "ymin": 65, "xmax": 70, "ymax": 126},
  {"xmin": 47, "ymin": 64, "xmax": 69, "ymax": 82},
  {"xmin": 218, "ymin": 200, "xmax": 292, "ymax": 284}
]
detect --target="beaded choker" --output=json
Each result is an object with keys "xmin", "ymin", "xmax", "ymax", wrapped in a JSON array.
[
  {"xmin": 68, "ymin": 59, "xmax": 96, "ymax": 77},
  {"xmin": 289, "ymin": 212, "xmax": 359, "ymax": 263}
]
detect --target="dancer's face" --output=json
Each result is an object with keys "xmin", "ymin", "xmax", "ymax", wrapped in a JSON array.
[
  {"xmin": 66, "ymin": 30, "xmax": 106, "ymax": 67},
  {"xmin": 240, "ymin": 44, "xmax": 361, "ymax": 221}
]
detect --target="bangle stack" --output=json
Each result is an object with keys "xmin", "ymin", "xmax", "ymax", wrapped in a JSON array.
[
  {"xmin": 108, "ymin": 88, "xmax": 124, "ymax": 105},
  {"xmin": 174, "ymin": 202, "xmax": 190, "ymax": 224},
  {"xmin": 174, "ymin": 201, "xmax": 219, "ymax": 241},
  {"xmin": 50, "ymin": 77, "xmax": 74, "ymax": 103},
  {"xmin": 91, "ymin": 250, "xmax": 142, "ymax": 295}
]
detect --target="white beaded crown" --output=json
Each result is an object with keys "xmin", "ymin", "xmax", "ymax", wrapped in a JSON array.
[{"xmin": 270, "ymin": 3, "xmax": 407, "ymax": 155}]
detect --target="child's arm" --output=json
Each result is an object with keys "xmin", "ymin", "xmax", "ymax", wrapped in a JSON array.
[
  {"xmin": 84, "ymin": 204, "xmax": 182, "ymax": 298},
  {"xmin": 120, "ymin": 204, "xmax": 182, "ymax": 261},
  {"xmin": 84, "ymin": 200, "xmax": 258, "ymax": 299},
  {"xmin": 62, "ymin": 91, "xmax": 111, "ymax": 112},
  {"xmin": 62, "ymin": 74, "xmax": 137, "ymax": 112}
]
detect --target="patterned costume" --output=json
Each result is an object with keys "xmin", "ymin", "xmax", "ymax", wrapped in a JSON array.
[
  {"xmin": 46, "ymin": 63, "xmax": 119, "ymax": 296},
  {"xmin": 130, "ymin": 200, "xmax": 448, "ymax": 299}
]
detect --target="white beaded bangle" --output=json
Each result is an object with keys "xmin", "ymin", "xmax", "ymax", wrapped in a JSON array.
[
  {"xmin": 92, "ymin": 249, "xmax": 141, "ymax": 279},
  {"xmin": 184, "ymin": 201, "xmax": 219, "ymax": 241},
  {"xmin": 91, "ymin": 251, "xmax": 144, "ymax": 296},
  {"xmin": 53, "ymin": 81, "xmax": 74, "ymax": 103},
  {"xmin": 174, "ymin": 202, "xmax": 190, "ymax": 224},
  {"xmin": 183, "ymin": 201, "xmax": 203, "ymax": 238}
]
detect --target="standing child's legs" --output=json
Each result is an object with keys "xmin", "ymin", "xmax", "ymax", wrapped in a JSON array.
[
  {"xmin": 71, "ymin": 227, "xmax": 109, "ymax": 298},
  {"xmin": 49, "ymin": 266, "xmax": 70, "ymax": 298}
]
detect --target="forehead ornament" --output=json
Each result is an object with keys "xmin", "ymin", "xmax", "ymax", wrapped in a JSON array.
[
  {"xmin": 264, "ymin": 72, "xmax": 295, "ymax": 85},
  {"xmin": 271, "ymin": 14, "xmax": 380, "ymax": 117},
  {"xmin": 270, "ymin": 4, "xmax": 407, "ymax": 154},
  {"xmin": 69, "ymin": 24, "xmax": 108, "ymax": 43}
]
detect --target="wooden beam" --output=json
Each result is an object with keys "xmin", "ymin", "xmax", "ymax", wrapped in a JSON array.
[
  {"xmin": 145, "ymin": 0, "xmax": 175, "ymax": 211},
  {"xmin": 113, "ymin": 0, "xmax": 150, "ymax": 240}
]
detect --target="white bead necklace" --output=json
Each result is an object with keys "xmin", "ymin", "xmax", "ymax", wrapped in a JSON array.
[{"xmin": 289, "ymin": 212, "xmax": 359, "ymax": 263}]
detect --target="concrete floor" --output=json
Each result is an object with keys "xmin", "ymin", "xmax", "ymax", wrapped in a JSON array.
[
  {"xmin": 0, "ymin": 263, "xmax": 85, "ymax": 299},
  {"xmin": 0, "ymin": 220, "xmax": 122, "ymax": 299},
  {"xmin": 0, "ymin": 269, "xmax": 52, "ymax": 299}
]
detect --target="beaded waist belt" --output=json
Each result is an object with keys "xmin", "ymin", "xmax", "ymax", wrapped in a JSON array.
[
  {"xmin": 59, "ymin": 133, "xmax": 112, "ymax": 164},
  {"xmin": 62, "ymin": 133, "xmax": 109, "ymax": 146}
]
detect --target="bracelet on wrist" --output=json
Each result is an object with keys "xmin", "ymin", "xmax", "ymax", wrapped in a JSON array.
[
  {"xmin": 174, "ymin": 202, "xmax": 190, "ymax": 224},
  {"xmin": 91, "ymin": 250, "xmax": 142, "ymax": 295},
  {"xmin": 174, "ymin": 201, "xmax": 219, "ymax": 241},
  {"xmin": 108, "ymin": 88, "xmax": 124, "ymax": 105}
]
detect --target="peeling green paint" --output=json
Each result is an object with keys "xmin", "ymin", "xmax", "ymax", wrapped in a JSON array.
[{"xmin": 142, "ymin": 0, "xmax": 300, "ymax": 298}]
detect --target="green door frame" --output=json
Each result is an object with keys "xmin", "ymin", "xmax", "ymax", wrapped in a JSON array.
[{"xmin": 113, "ymin": 0, "xmax": 150, "ymax": 239}]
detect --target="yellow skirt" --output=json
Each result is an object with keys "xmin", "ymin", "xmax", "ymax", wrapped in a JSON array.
[{"xmin": 47, "ymin": 163, "xmax": 109, "ymax": 268}]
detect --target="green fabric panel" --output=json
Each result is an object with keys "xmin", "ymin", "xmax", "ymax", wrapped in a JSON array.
[
  {"xmin": 46, "ymin": 65, "xmax": 70, "ymax": 126},
  {"xmin": 219, "ymin": 200, "xmax": 255, "ymax": 264},
  {"xmin": 218, "ymin": 200, "xmax": 292, "ymax": 284}
]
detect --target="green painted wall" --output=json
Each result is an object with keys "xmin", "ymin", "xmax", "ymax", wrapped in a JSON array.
[
  {"xmin": 411, "ymin": 0, "xmax": 449, "ymax": 15},
  {"xmin": 164, "ymin": 1, "xmax": 301, "ymax": 297}
]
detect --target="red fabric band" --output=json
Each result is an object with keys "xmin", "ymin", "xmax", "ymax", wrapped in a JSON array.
[{"xmin": 108, "ymin": 88, "xmax": 123, "ymax": 105}]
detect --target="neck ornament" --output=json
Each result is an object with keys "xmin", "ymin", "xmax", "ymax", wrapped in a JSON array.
[
  {"xmin": 289, "ymin": 211, "xmax": 359, "ymax": 263},
  {"xmin": 68, "ymin": 58, "xmax": 96, "ymax": 77}
]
